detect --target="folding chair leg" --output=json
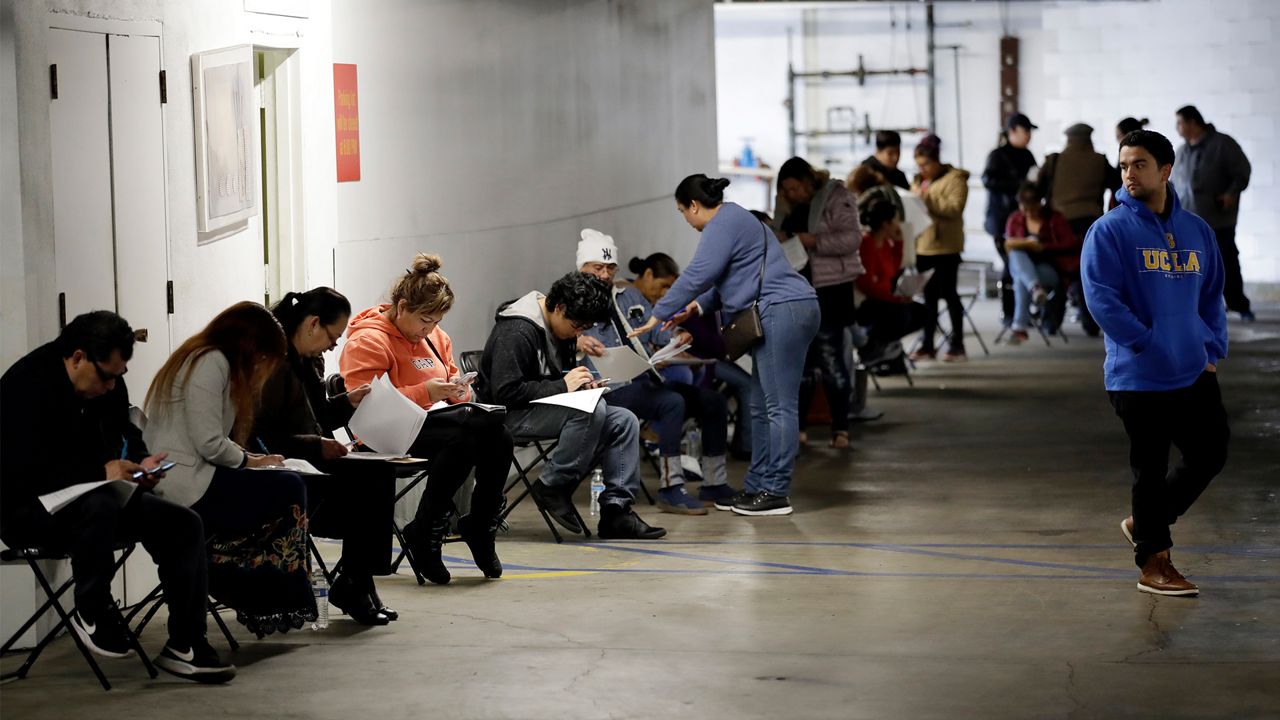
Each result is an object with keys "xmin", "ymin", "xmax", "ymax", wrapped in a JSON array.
[
  {"xmin": 209, "ymin": 604, "xmax": 240, "ymax": 652},
  {"xmin": 114, "ymin": 606, "xmax": 157, "ymax": 679},
  {"xmin": 28, "ymin": 561, "xmax": 112, "ymax": 690},
  {"xmin": 391, "ymin": 524, "xmax": 427, "ymax": 585},
  {"xmin": 963, "ymin": 302, "xmax": 990, "ymax": 356},
  {"xmin": 1, "ymin": 572, "xmax": 77, "ymax": 683}
]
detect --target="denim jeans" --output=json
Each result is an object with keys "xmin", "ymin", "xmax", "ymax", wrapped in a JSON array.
[
  {"xmin": 1006, "ymin": 249, "xmax": 1059, "ymax": 332},
  {"xmin": 745, "ymin": 298, "xmax": 821, "ymax": 497},
  {"xmin": 608, "ymin": 379, "xmax": 728, "ymax": 460},
  {"xmin": 505, "ymin": 400, "xmax": 641, "ymax": 510}
]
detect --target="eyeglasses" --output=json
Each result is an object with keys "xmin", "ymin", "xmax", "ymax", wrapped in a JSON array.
[
  {"xmin": 569, "ymin": 319, "xmax": 595, "ymax": 332},
  {"xmin": 92, "ymin": 360, "xmax": 127, "ymax": 383}
]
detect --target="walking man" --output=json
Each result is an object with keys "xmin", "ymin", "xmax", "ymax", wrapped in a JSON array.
[{"xmin": 1081, "ymin": 130, "xmax": 1230, "ymax": 597}]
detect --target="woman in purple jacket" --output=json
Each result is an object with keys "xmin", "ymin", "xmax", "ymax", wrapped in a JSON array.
[{"xmin": 630, "ymin": 175, "xmax": 818, "ymax": 517}]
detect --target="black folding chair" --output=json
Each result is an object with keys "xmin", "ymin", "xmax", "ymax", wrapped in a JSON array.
[
  {"xmin": 124, "ymin": 584, "xmax": 241, "ymax": 648},
  {"xmin": 459, "ymin": 351, "xmax": 591, "ymax": 543},
  {"xmin": 1, "ymin": 544, "xmax": 157, "ymax": 690},
  {"xmin": 993, "ymin": 287, "xmax": 1070, "ymax": 346}
]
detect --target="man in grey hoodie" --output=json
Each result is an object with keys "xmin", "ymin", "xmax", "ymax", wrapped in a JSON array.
[
  {"xmin": 477, "ymin": 271, "xmax": 666, "ymax": 540},
  {"xmin": 1173, "ymin": 105, "xmax": 1254, "ymax": 321}
]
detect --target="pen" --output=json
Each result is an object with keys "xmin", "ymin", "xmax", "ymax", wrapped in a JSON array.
[{"xmin": 254, "ymin": 437, "xmax": 270, "ymax": 454}]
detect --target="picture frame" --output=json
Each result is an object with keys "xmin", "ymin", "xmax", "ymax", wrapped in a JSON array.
[{"xmin": 191, "ymin": 44, "xmax": 258, "ymax": 233}]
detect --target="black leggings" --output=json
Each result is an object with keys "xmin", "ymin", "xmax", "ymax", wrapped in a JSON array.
[
  {"xmin": 307, "ymin": 461, "xmax": 396, "ymax": 578},
  {"xmin": 408, "ymin": 415, "xmax": 514, "ymax": 523},
  {"xmin": 917, "ymin": 253, "xmax": 964, "ymax": 354}
]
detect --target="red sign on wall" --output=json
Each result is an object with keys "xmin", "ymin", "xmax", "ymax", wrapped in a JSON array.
[{"xmin": 334, "ymin": 64, "xmax": 360, "ymax": 182}]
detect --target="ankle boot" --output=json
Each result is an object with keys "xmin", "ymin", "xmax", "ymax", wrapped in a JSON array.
[
  {"xmin": 405, "ymin": 513, "xmax": 452, "ymax": 585},
  {"xmin": 458, "ymin": 513, "xmax": 503, "ymax": 579}
]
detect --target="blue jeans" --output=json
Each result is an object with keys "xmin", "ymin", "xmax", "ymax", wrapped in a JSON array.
[
  {"xmin": 505, "ymin": 400, "xmax": 641, "ymax": 510},
  {"xmin": 745, "ymin": 298, "xmax": 821, "ymax": 497},
  {"xmin": 608, "ymin": 379, "xmax": 728, "ymax": 460},
  {"xmin": 1006, "ymin": 250, "xmax": 1059, "ymax": 332}
]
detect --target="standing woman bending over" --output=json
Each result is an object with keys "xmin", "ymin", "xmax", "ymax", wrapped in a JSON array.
[
  {"xmin": 630, "ymin": 175, "xmax": 818, "ymax": 517},
  {"xmin": 144, "ymin": 302, "xmax": 315, "ymax": 636},
  {"xmin": 340, "ymin": 254, "xmax": 513, "ymax": 585},
  {"xmin": 253, "ymin": 287, "xmax": 398, "ymax": 625}
]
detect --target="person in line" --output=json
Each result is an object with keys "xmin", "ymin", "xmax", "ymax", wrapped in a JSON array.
[
  {"xmin": 773, "ymin": 156, "xmax": 862, "ymax": 450},
  {"xmin": 575, "ymin": 234, "xmax": 737, "ymax": 513},
  {"xmin": 1173, "ymin": 105, "xmax": 1254, "ymax": 321},
  {"xmin": 1115, "ymin": 117, "xmax": 1149, "ymax": 144},
  {"xmin": 477, "ymin": 270, "xmax": 665, "ymax": 539},
  {"xmin": 1082, "ymin": 129, "xmax": 1229, "ymax": 597},
  {"xmin": 253, "ymin": 287, "xmax": 397, "ymax": 624},
  {"xmin": 858, "ymin": 129, "xmax": 910, "ymax": 190},
  {"xmin": 1, "ymin": 311, "xmax": 235, "ymax": 683},
  {"xmin": 144, "ymin": 302, "xmax": 315, "ymax": 637},
  {"xmin": 909, "ymin": 135, "xmax": 971, "ymax": 362},
  {"xmin": 854, "ymin": 199, "xmax": 930, "ymax": 362},
  {"xmin": 1034, "ymin": 123, "xmax": 1119, "ymax": 335},
  {"xmin": 630, "ymin": 175, "xmax": 819, "ymax": 517},
  {"xmin": 983, "ymin": 113, "xmax": 1039, "ymax": 329},
  {"xmin": 1001, "ymin": 182, "xmax": 1079, "ymax": 344},
  {"xmin": 340, "ymin": 255, "xmax": 513, "ymax": 583}
]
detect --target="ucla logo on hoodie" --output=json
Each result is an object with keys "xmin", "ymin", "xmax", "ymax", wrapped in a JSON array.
[
  {"xmin": 412, "ymin": 358, "xmax": 436, "ymax": 370},
  {"xmin": 1137, "ymin": 247, "xmax": 1201, "ymax": 277}
]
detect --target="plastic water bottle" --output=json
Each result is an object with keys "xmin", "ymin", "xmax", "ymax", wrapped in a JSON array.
[
  {"xmin": 311, "ymin": 568, "xmax": 329, "ymax": 631},
  {"xmin": 589, "ymin": 469, "xmax": 605, "ymax": 516},
  {"xmin": 686, "ymin": 428, "xmax": 702, "ymax": 459},
  {"xmin": 740, "ymin": 138, "xmax": 756, "ymax": 168}
]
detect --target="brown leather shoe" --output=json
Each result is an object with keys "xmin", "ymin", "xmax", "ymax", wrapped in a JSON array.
[
  {"xmin": 1121, "ymin": 516, "xmax": 1135, "ymax": 548},
  {"xmin": 1137, "ymin": 552, "xmax": 1199, "ymax": 596}
]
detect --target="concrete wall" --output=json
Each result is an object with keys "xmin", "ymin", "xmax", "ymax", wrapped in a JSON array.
[
  {"xmin": 329, "ymin": 0, "xmax": 718, "ymax": 356},
  {"xmin": 1040, "ymin": 0, "xmax": 1280, "ymax": 288}
]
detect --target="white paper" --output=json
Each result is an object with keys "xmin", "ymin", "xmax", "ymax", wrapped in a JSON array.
[
  {"xmin": 427, "ymin": 400, "xmax": 506, "ymax": 413},
  {"xmin": 590, "ymin": 346, "xmax": 655, "ymax": 382},
  {"xmin": 648, "ymin": 338, "xmax": 692, "ymax": 365},
  {"xmin": 250, "ymin": 458, "xmax": 326, "ymax": 476},
  {"xmin": 332, "ymin": 427, "xmax": 353, "ymax": 446},
  {"xmin": 341, "ymin": 451, "xmax": 413, "ymax": 461},
  {"xmin": 895, "ymin": 268, "xmax": 935, "ymax": 298},
  {"xmin": 347, "ymin": 374, "xmax": 427, "ymax": 456},
  {"xmin": 39, "ymin": 479, "xmax": 137, "ymax": 515},
  {"xmin": 531, "ymin": 386, "xmax": 607, "ymax": 414},
  {"xmin": 779, "ymin": 235, "xmax": 809, "ymax": 271}
]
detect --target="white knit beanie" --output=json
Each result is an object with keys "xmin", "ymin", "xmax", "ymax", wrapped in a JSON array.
[{"xmin": 576, "ymin": 228, "xmax": 618, "ymax": 268}]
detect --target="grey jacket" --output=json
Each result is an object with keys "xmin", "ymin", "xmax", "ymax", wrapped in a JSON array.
[
  {"xmin": 143, "ymin": 350, "xmax": 247, "ymax": 507},
  {"xmin": 1173, "ymin": 125, "xmax": 1251, "ymax": 230},
  {"xmin": 772, "ymin": 178, "xmax": 864, "ymax": 289}
]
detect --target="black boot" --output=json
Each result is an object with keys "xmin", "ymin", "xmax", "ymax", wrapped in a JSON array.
[
  {"xmin": 404, "ymin": 513, "xmax": 452, "ymax": 585},
  {"xmin": 328, "ymin": 573, "xmax": 390, "ymax": 626},
  {"xmin": 367, "ymin": 578, "xmax": 398, "ymax": 621},
  {"xmin": 458, "ymin": 513, "xmax": 502, "ymax": 579}
]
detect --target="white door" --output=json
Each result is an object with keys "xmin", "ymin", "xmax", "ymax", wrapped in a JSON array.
[
  {"xmin": 108, "ymin": 33, "xmax": 171, "ymax": 390},
  {"xmin": 48, "ymin": 28, "xmax": 114, "ymax": 324}
]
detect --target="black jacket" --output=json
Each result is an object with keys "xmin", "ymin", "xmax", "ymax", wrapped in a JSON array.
[
  {"xmin": 0, "ymin": 342, "xmax": 149, "ymax": 537},
  {"xmin": 252, "ymin": 349, "xmax": 354, "ymax": 465},
  {"xmin": 477, "ymin": 294, "xmax": 576, "ymax": 409},
  {"xmin": 861, "ymin": 155, "xmax": 910, "ymax": 190},
  {"xmin": 982, "ymin": 144, "xmax": 1037, "ymax": 237}
]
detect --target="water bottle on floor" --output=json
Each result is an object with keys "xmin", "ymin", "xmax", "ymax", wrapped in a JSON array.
[
  {"xmin": 589, "ymin": 468, "xmax": 605, "ymax": 516},
  {"xmin": 311, "ymin": 568, "xmax": 329, "ymax": 631}
]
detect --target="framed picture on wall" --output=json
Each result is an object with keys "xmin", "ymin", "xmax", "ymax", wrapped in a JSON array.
[{"xmin": 191, "ymin": 44, "xmax": 258, "ymax": 233}]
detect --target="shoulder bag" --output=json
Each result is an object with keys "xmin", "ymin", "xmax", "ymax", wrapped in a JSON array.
[{"xmin": 720, "ymin": 225, "xmax": 769, "ymax": 361}]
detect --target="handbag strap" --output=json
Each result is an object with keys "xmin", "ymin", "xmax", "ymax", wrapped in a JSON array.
[
  {"xmin": 423, "ymin": 335, "xmax": 447, "ymax": 370},
  {"xmin": 753, "ymin": 224, "xmax": 768, "ymax": 307}
]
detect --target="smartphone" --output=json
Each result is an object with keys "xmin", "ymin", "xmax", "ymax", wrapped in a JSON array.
[
  {"xmin": 132, "ymin": 461, "xmax": 177, "ymax": 480},
  {"xmin": 454, "ymin": 371, "xmax": 478, "ymax": 384}
]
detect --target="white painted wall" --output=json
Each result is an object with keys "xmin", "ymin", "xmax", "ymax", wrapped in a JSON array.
[
  {"xmin": 1040, "ymin": 0, "xmax": 1280, "ymax": 287},
  {"xmin": 329, "ymin": 0, "xmax": 719, "ymax": 355},
  {"xmin": 716, "ymin": 0, "xmax": 1280, "ymax": 285}
]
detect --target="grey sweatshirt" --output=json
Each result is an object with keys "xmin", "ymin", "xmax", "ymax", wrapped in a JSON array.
[{"xmin": 1173, "ymin": 125, "xmax": 1251, "ymax": 230}]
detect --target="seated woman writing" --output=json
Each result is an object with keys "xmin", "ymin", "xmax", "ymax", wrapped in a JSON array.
[
  {"xmin": 1003, "ymin": 181, "xmax": 1079, "ymax": 342},
  {"xmin": 339, "ymin": 254, "xmax": 513, "ymax": 585},
  {"xmin": 143, "ymin": 302, "xmax": 314, "ymax": 636},
  {"xmin": 854, "ymin": 198, "xmax": 931, "ymax": 364},
  {"xmin": 252, "ymin": 287, "xmax": 398, "ymax": 625}
]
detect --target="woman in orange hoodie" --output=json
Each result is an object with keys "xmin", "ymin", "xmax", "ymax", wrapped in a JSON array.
[{"xmin": 339, "ymin": 254, "xmax": 513, "ymax": 586}]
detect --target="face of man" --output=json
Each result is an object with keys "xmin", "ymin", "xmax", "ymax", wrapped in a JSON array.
[
  {"xmin": 547, "ymin": 305, "xmax": 594, "ymax": 340},
  {"xmin": 580, "ymin": 262, "xmax": 617, "ymax": 283},
  {"xmin": 875, "ymin": 146, "xmax": 901, "ymax": 169},
  {"xmin": 779, "ymin": 177, "xmax": 815, "ymax": 207},
  {"xmin": 1174, "ymin": 114, "xmax": 1200, "ymax": 142},
  {"xmin": 1007, "ymin": 126, "xmax": 1032, "ymax": 148},
  {"xmin": 65, "ymin": 349, "xmax": 128, "ymax": 399},
  {"xmin": 1118, "ymin": 144, "xmax": 1171, "ymax": 202}
]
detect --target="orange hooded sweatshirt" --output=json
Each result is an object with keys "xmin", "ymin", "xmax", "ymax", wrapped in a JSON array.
[{"xmin": 339, "ymin": 304, "xmax": 468, "ymax": 409}]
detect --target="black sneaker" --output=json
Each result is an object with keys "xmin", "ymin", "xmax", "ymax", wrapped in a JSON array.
[
  {"xmin": 71, "ymin": 607, "xmax": 134, "ymax": 659},
  {"xmin": 597, "ymin": 507, "xmax": 667, "ymax": 540},
  {"xmin": 529, "ymin": 480, "xmax": 583, "ymax": 534},
  {"xmin": 714, "ymin": 489, "xmax": 752, "ymax": 512},
  {"xmin": 155, "ymin": 638, "xmax": 237, "ymax": 684},
  {"xmin": 731, "ymin": 492, "xmax": 793, "ymax": 517}
]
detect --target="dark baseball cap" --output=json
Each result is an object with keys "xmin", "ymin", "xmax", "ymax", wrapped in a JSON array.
[{"xmin": 1005, "ymin": 112, "xmax": 1038, "ymax": 131}]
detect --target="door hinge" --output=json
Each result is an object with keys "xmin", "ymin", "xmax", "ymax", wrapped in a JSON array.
[
  {"xmin": 50, "ymin": 64, "xmax": 58, "ymax": 99},
  {"xmin": 166, "ymin": 280, "xmax": 174, "ymax": 314},
  {"xmin": 159, "ymin": 70, "xmax": 167, "ymax": 104}
]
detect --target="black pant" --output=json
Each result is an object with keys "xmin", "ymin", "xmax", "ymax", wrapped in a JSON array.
[
  {"xmin": 408, "ymin": 415, "xmax": 512, "ymax": 523},
  {"xmin": 1214, "ymin": 226, "xmax": 1251, "ymax": 314},
  {"xmin": 917, "ymin": 253, "xmax": 964, "ymax": 354},
  {"xmin": 1108, "ymin": 372, "xmax": 1230, "ymax": 567},
  {"xmin": 857, "ymin": 298, "xmax": 930, "ymax": 347},
  {"xmin": 993, "ymin": 235, "xmax": 1015, "ymax": 324},
  {"xmin": 2, "ymin": 489, "xmax": 208, "ymax": 646},
  {"xmin": 308, "ymin": 461, "xmax": 396, "ymax": 578}
]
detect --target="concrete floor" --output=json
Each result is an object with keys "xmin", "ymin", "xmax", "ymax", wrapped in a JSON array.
[{"xmin": 3, "ymin": 300, "xmax": 1278, "ymax": 719}]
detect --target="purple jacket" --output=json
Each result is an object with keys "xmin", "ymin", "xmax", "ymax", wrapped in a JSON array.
[{"xmin": 773, "ymin": 179, "xmax": 863, "ymax": 289}]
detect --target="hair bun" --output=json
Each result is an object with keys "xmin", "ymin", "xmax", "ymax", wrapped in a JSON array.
[
  {"xmin": 1139, "ymin": 118, "xmax": 1150, "ymax": 126},
  {"xmin": 627, "ymin": 256, "xmax": 646, "ymax": 274},
  {"xmin": 709, "ymin": 177, "xmax": 731, "ymax": 193},
  {"xmin": 411, "ymin": 253, "xmax": 443, "ymax": 275}
]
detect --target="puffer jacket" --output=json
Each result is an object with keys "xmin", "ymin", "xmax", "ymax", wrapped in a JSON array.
[
  {"xmin": 912, "ymin": 165, "xmax": 971, "ymax": 256},
  {"xmin": 772, "ymin": 176, "xmax": 864, "ymax": 288}
]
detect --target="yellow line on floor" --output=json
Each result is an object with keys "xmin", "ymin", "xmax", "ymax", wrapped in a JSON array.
[{"xmin": 505, "ymin": 570, "xmax": 598, "ymax": 580}]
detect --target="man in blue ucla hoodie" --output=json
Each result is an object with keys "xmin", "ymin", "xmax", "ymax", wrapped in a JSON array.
[{"xmin": 1082, "ymin": 130, "xmax": 1229, "ymax": 598}]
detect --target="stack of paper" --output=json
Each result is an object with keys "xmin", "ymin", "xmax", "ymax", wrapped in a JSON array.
[
  {"xmin": 895, "ymin": 268, "xmax": 935, "ymax": 298},
  {"xmin": 347, "ymin": 374, "xmax": 428, "ymax": 456},
  {"xmin": 531, "ymin": 386, "xmax": 608, "ymax": 414},
  {"xmin": 591, "ymin": 337, "xmax": 693, "ymax": 382},
  {"xmin": 250, "ymin": 458, "xmax": 326, "ymax": 476},
  {"xmin": 39, "ymin": 479, "xmax": 136, "ymax": 515}
]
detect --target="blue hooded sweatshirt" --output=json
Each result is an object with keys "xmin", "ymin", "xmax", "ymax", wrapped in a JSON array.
[{"xmin": 1081, "ymin": 183, "xmax": 1227, "ymax": 391}]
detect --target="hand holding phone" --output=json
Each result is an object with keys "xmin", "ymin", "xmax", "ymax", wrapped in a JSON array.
[
  {"xmin": 451, "ymin": 371, "xmax": 478, "ymax": 386},
  {"xmin": 132, "ymin": 461, "xmax": 176, "ymax": 480}
]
